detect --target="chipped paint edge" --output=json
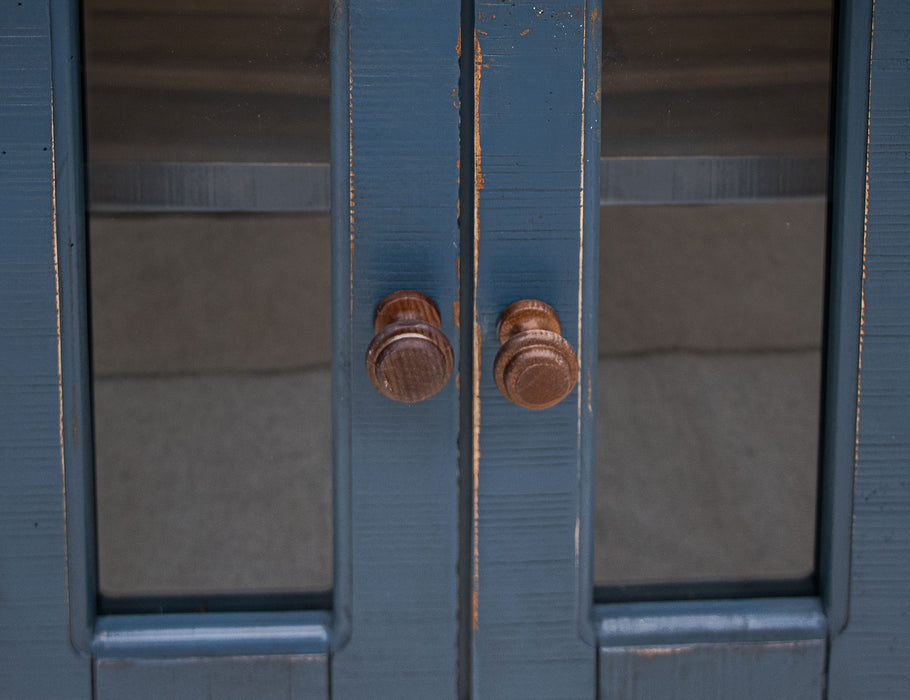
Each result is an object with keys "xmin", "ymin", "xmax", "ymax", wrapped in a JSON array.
[{"xmin": 471, "ymin": 28, "xmax": 483, "ymax": 634}]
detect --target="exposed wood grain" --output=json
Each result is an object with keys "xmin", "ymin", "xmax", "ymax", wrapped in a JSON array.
[
  {"xmin": 827, "ymin": 0, "xmax": 910, "ymax": 696},
  {"xmin": 329, "ymin": 0, "xmax": 462, "ymax": 696},
  {"xmin": 0, "ymin": 0, "xmax": 92, "ymax": 696},
  {"xmin": 471, "ymin": 1, "xmax": 600, "ymax": 696}
]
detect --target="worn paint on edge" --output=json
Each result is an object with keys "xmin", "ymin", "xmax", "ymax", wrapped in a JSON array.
[
  {"xmin": 628, "ymin": 639, "xmax": 821, "ymax": 659},
  {"xmin": 846, "ymin": 2, "xmax": 875, "ymax": 633},
  {"xmin": 472, "ymin": 29, "xmax": 484, "ymax": 632},
  {"xmin": 49, "ymin": 98, "xmax": 71, "ymax": 614},
  {"xmin": 349, "ymin": 63, "xmax": 355, "ymax": 316},
  {"xmin": 574, "ymin": 1, "xmax": 587, "ymax": 600}
]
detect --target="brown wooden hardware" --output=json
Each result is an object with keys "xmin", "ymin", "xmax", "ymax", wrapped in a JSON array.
[
  {"xmin": 494, "ymin": 299, "xmax": 579, "ymax": 410},
  {"xmin": 366, "ymin": 290, "xmax": 454, "ymax": 403}
]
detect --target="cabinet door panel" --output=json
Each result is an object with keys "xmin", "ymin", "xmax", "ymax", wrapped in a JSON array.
[
  {"xmin": 470, "ymin": 2, "xmax": 601, "ymax": 697},
  {"xmin": 329, "ymin": 0, "xmax": 462, "ymax": 697}
]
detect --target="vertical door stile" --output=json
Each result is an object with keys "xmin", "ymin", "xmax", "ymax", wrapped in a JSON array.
[
  {"xmin": 331, "ymin": 0, "xmax": 463, "ymax": 697},
  {"xmin": 827, "ymin": 0, "xmax": 910, "ymax": 695},
  {"xmin": 471, "ymin": 2, "xmax": 601, "ymax": 698},
  {"xmin": 0, "ymin": 0, "xmax": 92, "ymax": 695}
]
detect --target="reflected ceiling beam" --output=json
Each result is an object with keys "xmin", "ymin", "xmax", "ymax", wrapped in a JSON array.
[{"xmin": 88, "ymin": 155, "xmax": 827, "ymax": 214}]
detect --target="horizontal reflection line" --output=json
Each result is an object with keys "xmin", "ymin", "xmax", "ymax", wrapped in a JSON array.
[
  {"xmin": 94, "ymin": 347, "xmax": 820, "ymax": 382},
  {"xmin": 94, "ymin": 362, "xmax": 331, "ymax": 382},
  {"xmin": 88, "ymin": 155, "xmax": 827, "ymax": 213},
  {"xmin": 600, "ymin": 345, "xmax": 821, "ymax": 360}
]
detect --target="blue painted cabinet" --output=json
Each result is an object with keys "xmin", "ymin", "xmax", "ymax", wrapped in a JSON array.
[{"xmin": 1, "ymin": 0, "xmax": 909, "ymax": 698}]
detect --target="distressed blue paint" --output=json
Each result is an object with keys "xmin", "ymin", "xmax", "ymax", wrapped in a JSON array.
[
  {"xmin": 6, "ymin": 0, "xmax": 910, "ymax": 697},
  {"xmin": 598, "ymin": 598, "xmax": 827, "ymax": 645},
  {"xmin": 818, "ymin": 0, "xmax": 871, "ymax": 637},
  {"xmin": 601, "ymin": 641, "xmax": 824, "ymax": 700},
  {"xmin": 96, "ymin": 656, "xmax": 327, "ymax": 700},
  {"xmin": 471, "ymin": 2, "xmax": 600, "ymax": 698},
  {"xmin": 93, "ymin": 612, "xmax": 329, "ymax": 658},
  {"xmin": 329, "ymin": 0, "xmax": 462, "ymax": 697},
  {"xmin": 597, "ymin": 599, "xmax": 826, "ymax": 699},
  {"xmin": 0, "ymin": 0, "xmax": 91, "ymax": 696},
  {"xmin": 51, "ymin": 0, "xmax": 97, "ymax": 655},
  {"xmin": 827, "ymin": 0, "xmax": 910, "ymax": 696}
]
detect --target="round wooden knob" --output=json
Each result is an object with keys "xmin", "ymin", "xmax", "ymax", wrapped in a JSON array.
[
  {"xmin": 493, "ymin": 299, "xmax": 578, "ymax": 410},
  {"xmin": 366, "ymin": 290, "xmax": 454, "ymax": 403}
]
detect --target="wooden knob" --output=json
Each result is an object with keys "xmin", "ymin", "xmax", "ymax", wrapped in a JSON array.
[
  {"xmin": 493, "ymin": 299, "xmax": 578, "ymax": 410},
  {"xmin": 366, "ymin": 290, "xmax": 454, "ymax": 403}
]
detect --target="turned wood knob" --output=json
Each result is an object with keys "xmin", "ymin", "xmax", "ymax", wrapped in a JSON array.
[
  {"xmin": 366, "ymin": 290, "xmax": 454, "ymax": 403},
  {"xmin": 493, "ymin": 299, "xmax": 578, "ymax": 410}
]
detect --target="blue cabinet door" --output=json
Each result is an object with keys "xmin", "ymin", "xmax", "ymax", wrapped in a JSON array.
[
  {"xmin": 1, "ymin": 0, "xmax": 460, "ymax": 696},
  {"xmin": 2, "ymin": 0, "xmax": 909, "ymax": 698}
]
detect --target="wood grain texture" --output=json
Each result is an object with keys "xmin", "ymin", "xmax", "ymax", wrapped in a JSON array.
[
  {"xmin": 0, "ymin": 0, "xmax": 92, "ymax": 696},
  {"xmin": 827, "ymin": 0, "xmax": 910, "ymax": 696},
  {"xmin": 597, "ymin": 599, "xmax": 826, "ymax": 699},
  {"xmin": 471, "ymin": 1, "xmax": 600, "ymax": 697},
  {"xmin": 330, "ymin": 0, "xmax": 462, "ymax": 696}
]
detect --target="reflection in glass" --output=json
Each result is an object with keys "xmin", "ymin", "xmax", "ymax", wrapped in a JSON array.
[
  {"xmin": 595, "ymin": 203, "xmax": 824, "ymax": 589},
  {"xmin": 595, "ymin": 0, "xmax": 832, "ymax": 592},
  {"xmin": 83, "ymin": 0, "xmax": 330, "ymax": 162},
  {"xmin": 601, "ymin": 0, "xmax": 832, "ymax": 157},
  {"xmin": 84, "ymin": 0, "xmax": 332, "ymax": 601}
]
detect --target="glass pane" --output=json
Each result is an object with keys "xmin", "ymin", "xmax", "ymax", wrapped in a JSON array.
[
  {"xmin": 601, "ymin": 0, "xmax": 831, "ymax": 157},
  {"xmin": 84, "ymin": 0, "xmax": 331, "ymax": 602},
  {"xmin": 84, "ymin": 0, "xmax": 329, "ymax": 162},
  {"xmin": 595, "ymin": 0, "xmax": 831, "ymax": 592}
]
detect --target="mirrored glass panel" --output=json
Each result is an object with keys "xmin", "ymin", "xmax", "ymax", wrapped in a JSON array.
[
  {"xmin": 84, "ymin": 0, "xmax": 331, "ymax": 604},
  {"xmin": 595, "ymin": 0, "xmax": 832, "ymax": 593}
]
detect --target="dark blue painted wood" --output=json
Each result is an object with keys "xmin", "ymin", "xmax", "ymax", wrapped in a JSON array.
[
  {"xmin": 827, "ymin": 0, "xmax": 910, "ymax": 696},
  {"xmin": 7, "ymin": 0, "xmax": 910, "ymax": 697},
  {"xmin": 96, "ymin": 657, "xmax": 326, "ymax": 700},
  {"xmin": 597, "ymin": 599, "xmax": 826, "ymax": 699},
  {"xmin": 51, "ymin": 0, "xmax": 97, "ymax": 655},
  {"xmin": 94, "ymin": 612, "xmax": 329, "ymax": 698},
  {"xmin": 330, "ymin": 0, "xmax": 462, "ymax": 696},
  {"xmin": 93, "ymin": 612, "xmax": 330, "ymax": 658},
  {"xmin": 818, "ymin": 0, "xmax": 871, "ymax": 636},
  {"xmin": 471, "ymin": 2, "xmax": 600, "ymax": 697},
  {"xmin": 0, "ymin": 0, "xmax": 92, "ymax": 696}
]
